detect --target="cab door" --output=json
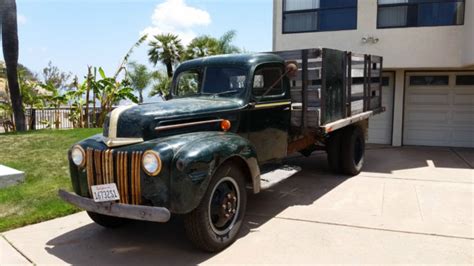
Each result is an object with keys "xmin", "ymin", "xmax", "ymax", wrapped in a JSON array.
[{"xmin": 248, "ymin": 64, "xmax": 291, "ymax": 163}]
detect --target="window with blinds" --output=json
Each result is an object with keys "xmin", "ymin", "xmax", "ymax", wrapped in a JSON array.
[
  {"xmin": 283, "ymin": 0, "xmax": 357, "ymax": 33},
  {"xmin": 377, "ymin": 0, "xmax": 465, "ymax": 28}
]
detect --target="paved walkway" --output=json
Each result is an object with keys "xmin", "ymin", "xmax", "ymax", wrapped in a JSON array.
[{"xmin": 1, "ymin": 146, "xmax": 473, "ymax": 264}]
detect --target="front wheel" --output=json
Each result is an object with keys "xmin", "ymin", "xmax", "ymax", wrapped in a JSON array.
[{"xmin": 184, "ymin": 162, "xmax": 247, "ymax": 252}]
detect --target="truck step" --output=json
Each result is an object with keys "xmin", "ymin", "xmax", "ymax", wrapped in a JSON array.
[{"xmin": 260, "ymin": 165, "xmax": 301, "ymax": 190}]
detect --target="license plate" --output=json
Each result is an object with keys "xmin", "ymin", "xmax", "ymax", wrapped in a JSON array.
[{"xmin": 91, "ymin": 183, "xmax": 120, "ymax": 202}]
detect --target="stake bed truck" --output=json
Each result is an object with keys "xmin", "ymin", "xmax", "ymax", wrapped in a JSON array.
[{"xmin": 60, "ymin": 48, "xmax": 384, "ymax": 252}]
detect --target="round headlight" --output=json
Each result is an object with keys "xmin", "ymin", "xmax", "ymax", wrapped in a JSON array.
[
  {"xmin": 71, "ymin": 145, "xmax": 85, "ymax": 167},
  {"xmin": 142, "ymin": 150, "xmax": 162, "ymax": 176}
]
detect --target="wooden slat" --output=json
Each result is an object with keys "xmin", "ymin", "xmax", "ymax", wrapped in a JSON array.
[
  {"xmin": 342, "ymin": 51, "xmax": 347, "ymax": 118},
  {"xmin": 347, "ymin": 52, "xmax": 352, "ymax": 117},
  {"xmin": 291, "ymin": 69, "xmax": 320, "ymax": 81},
  {"xmin": 351, "ymin": 68, "xmax": 365, "ymax": 77},
  {"xmin": 379, "ymin": 57, "xmax": 384, "ymax": 110},
  {"xmin": 273, "ymin": 48, "xmax": 321, "ymax": 61},
  {"xmin": 301, "ymin": 50, "xmax": 308, "ymax": 128},
  {"xmin": 371, "ymin": 55, "xmax": 382, "ymax": 63}
]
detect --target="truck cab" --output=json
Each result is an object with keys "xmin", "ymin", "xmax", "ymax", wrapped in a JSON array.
[
  {"xmin": 60, "ymin": 49, "xmax": 384, "ymax": 252},
  {"xmin": 170, "ymin": 54, "xmax": 292, "ymax": 162}
]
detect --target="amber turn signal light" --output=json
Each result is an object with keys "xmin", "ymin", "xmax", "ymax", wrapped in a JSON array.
[{"xmin": 221, "ymin": 119, "xmax": 231, "ymax": 132}]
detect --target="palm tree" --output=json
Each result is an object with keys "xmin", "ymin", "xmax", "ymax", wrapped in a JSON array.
[
  {"xmin": 217, "ymin": 30, "xmax": 240, "ymax": 54},
  {"xmin": 149, "ymin": 71, "xmax": 172, "ymax": 98},
  {"xmin": 184, "ymin": 35, "xmax": 220, "ymax": 60},
  {"xmin": 126, "ymin": 62, "xmax": 151, "ymax": 103},
  {"xmin": 148, "ymin": 34, "xmax": 184, "ymax": 78},
  {"xmin": 1, "ymin": 0, "xmax": 26, "ymax": 131}
]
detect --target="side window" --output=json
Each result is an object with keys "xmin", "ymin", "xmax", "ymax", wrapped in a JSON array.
[
  {"xmin": 253, "ymin": 67, "xmax": 284, "ymax": 98},
  {"xmin": 175, "ymin": 70, "xmax": 200, "ymax": 97}
]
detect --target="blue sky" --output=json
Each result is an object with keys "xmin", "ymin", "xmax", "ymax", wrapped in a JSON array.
[{"xmin": 8, "ymin": 0, "xmax": 273, "ymax": 81}]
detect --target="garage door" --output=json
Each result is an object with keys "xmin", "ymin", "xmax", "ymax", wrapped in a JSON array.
[
  {"xmin": 404, "ymin": 72, "xmax": 474, "ymax": 147},
  {"xmin": 368, "ymin": 73, "xmax": 394, "ymax": 144}
]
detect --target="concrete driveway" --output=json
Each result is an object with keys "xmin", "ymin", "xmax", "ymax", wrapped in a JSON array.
[{"xmin": 1, "ymin": 146, "xmax": 473, "ymax": 264}]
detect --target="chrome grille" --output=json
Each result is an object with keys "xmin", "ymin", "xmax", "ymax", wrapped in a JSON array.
[{"xmin": 85, "ymin": 148, "xmax": 142, "ymax": 204}]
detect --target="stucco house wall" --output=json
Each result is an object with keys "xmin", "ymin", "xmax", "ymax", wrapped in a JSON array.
[
  {"xmin": 273, "ymin": 0, "xmax": 473, "ymax": 147},
  {"xmin": 273, "ymin": 0, "xmax": 472, "ymax": 69},
  {"xmin": 464, "ymin": 0, "xmax": 474, "ymax": 66}
]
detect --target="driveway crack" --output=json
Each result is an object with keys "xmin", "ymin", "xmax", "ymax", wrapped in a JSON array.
[
  {"xmin": 247, "ymin": 214, "xmax": 474, "ymax": 241},
  {"xmin": 414, "ymin": 185, "xmax": 424, "ymax": 221},
  {"xmin": 1, "ymin": 234, "xmax": 35, "ymax": 265}
]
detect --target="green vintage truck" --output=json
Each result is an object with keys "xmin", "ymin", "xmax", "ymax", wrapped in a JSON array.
[{"xmin": 59, "ymin": 48, "xmax": 384, "ymax": 252}]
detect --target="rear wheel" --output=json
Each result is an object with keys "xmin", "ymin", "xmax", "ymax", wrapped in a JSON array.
[
  {"xmin": 87, "ymin": 211, "xmax": 129, "ymax": 228},
  {"xmin": 326, "ymin": 130, "xmax": 342, "ymax": 173},
  {"xmin": 340, "ymin": 126, "xmax": 365, "ymax": 175},
  {"xmin": 184, "ymin": 162, "xmax": 247, "ymax": 252}
]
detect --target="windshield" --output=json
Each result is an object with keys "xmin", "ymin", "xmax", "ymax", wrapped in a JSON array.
[{"xmin": 174, "ymin": 67, "xmax": 247, "ymax": 98}]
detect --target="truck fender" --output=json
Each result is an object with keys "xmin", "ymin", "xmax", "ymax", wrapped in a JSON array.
[{"xmin": 169, "ymin": 132, "xmax": 260, "ymax": 214}]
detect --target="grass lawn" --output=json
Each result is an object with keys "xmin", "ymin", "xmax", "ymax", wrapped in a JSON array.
[{"xmin": 0, "ymin": 128, "xmax": 101, "ymax": 232}]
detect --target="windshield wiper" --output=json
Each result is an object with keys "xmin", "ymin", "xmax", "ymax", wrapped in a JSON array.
[{"xmin": 208, "ymin": 90, "xmax": 239, "ymax": 97}]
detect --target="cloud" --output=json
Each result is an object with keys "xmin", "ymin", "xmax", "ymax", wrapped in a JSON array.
[
  {"xmin": 17, "ymin": 14, "xmax": 27, "ymax": 25},
  {"xmin": 140, "ymin": 0, "xmax": 211, "ymax": 44}
]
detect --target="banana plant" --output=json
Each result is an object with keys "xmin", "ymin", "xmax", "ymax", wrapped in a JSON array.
[
  {"xmin": 66, "ymin": 77, "xmax": 87, "ymax": 128},
  {"xmin": 40, "ymin": 82, "xmax": 68, "ymax": 129},
  {"xmin": 91, "ymin": 67, "xmax": 138, "ymax": 126}
]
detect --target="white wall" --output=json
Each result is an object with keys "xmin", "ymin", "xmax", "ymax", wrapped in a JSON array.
[
  {"xmin": 273, "ymin": 0, "xmax": 471, "ymax": 69},
  {"xmin": 464, "ymin": 0, "xmax": 474, "ymax": 66}
]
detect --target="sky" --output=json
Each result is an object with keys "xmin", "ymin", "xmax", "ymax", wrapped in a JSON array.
[{"xmin": 3, "ymin": 0, "xmax": 273, "ymax": 82}]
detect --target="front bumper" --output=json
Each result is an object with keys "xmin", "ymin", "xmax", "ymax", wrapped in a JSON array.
[{"xmin": 58, "ymin": 189, "xmax": 171, "ymax": 222}]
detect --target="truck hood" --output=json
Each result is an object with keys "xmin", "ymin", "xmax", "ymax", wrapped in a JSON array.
[{"xmin": 103, "ymin": 97, "xmax": 244, "ymax": 146}]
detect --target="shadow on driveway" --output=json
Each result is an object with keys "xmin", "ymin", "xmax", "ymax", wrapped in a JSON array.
[
  {"xmin": 44, "ymin": 146, "xmax": 473, "ymax": 264},
  {"xmin": 45, "ymin": 153, "xmax": 348, "ymax": 264}
]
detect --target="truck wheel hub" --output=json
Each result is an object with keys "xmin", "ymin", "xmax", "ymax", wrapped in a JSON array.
[{"xmin": 208, "ymin": 177, "xmax": 240, "ymax": 235}]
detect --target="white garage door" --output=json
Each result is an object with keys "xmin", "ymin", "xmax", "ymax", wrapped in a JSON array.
[
  {"xmin": 368, "ymin": 73, "xmax": 394, "ymax": 144},
  {"xmin": 404, "ymin": 72, "xmax": 474, "ymax": 148}
]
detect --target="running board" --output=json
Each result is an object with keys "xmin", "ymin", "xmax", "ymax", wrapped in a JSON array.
[{"xmin": 260, "ymin": 165, "xmax": 301, "ymax": 190}]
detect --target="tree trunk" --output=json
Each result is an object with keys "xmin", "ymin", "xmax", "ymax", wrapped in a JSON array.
[
  {"xmin": 55, "ymin": 107, "xmax": 60, "ymax": 129},
  {"xmin": 29, "ymin": 106, "xmax": 36, "ymax": 130},
  {"xmin": 165, "ymin": 62, "xmax": 173, "ymax": 78},
  {"xmin": 139, "ymin": 90, "xmax": 143, "ymax": 103},
  {"xmin": 92, "ymin": 67, "xmax": 97, "ymax": 127},
  {"xmin": 84, "ymin": 66, "xmax": 91, "ymax": 128},
  {"xmin": 1, "ymin": 0, "xmax": 26, "ymax": 131}
]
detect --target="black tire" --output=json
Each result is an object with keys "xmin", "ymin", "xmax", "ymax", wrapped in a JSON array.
[
  {"xmin": 340, "ymin": 126, "xmax": 365, "ymax": 175},
  {"xmin": 184, "ymin": 162, "xmax": 247, "ymax": 252},
  {"xmin": 87, "ymin": 211, "xmax": 129, "ymax": 228},
  {"xmin": 326, "ymin": 130, "xmax": 342, "ymax": 173}
]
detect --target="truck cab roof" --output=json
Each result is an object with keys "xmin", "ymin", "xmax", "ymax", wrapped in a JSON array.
[{"xmin": 176, "ymin": 53, "xmax": 285, "ymax": 70}]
